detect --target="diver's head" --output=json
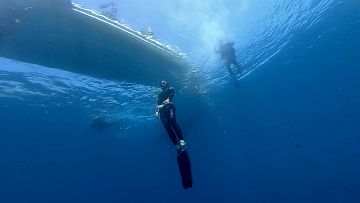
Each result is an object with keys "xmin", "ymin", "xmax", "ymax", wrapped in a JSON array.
[{"xmin": 160, "ymin": 80, "xmax": 169, "ymax": 89}]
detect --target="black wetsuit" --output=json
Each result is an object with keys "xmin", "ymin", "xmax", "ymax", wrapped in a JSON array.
[
  {"xmin": 158, "ymin": 87, "xmax": 184, "ymax": 145},
  {"xmin": 158, "ymin": 86, "xmax": 192, "ymax": 189}
]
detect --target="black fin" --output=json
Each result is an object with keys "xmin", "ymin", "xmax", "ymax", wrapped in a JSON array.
[{"xmin": 177, "ymin": 150, "xmax": 193, "ymax": 189}]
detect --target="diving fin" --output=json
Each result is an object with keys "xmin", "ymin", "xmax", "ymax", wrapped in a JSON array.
[{"xmin": 177, "ymin": 150, "xmax": 193, "ymax": 189}]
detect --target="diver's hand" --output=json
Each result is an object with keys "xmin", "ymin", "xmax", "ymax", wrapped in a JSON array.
[
  {"xmin": 155, "ymin": 105, "xmax": 162, "ymax": 118},
  {"xmin": 156, "ymin": 105, "xmax": 163, "ymax": 111},
  {"xmin": 163, "ymin": 98, "xmax": 170, "ymax": 104}
]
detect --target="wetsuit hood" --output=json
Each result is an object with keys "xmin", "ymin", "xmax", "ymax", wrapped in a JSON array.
[{"xmin": 160, "ymin": 80, "xmax": 169, "ymax": 89}]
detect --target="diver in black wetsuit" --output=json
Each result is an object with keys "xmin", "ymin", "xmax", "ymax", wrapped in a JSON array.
[
  {"xmin": 156, "ymin": 80, "xmax": 192, "ymax": 189},
  {"xmin": 216, "ymin": 41, "xmax": 242, "ymax": 80},
  {"xmin": 156, "ymin": 80, "xmax": 186, "ymax": 151}
]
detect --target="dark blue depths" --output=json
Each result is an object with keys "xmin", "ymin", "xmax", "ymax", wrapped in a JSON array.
[{"xmin": 0, "ymin": 1, "xmax": 360, "ymax": 203}]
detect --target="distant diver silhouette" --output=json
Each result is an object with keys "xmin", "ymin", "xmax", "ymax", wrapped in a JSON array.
[{"xmin": 216, "ymin": 41, "xmax": 242, "ymax": 84}]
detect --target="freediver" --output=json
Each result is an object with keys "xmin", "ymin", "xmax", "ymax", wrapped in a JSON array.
[
  {"xmin": 155, "ymin": 80, "xmax": 193, "ymax": 189},
  {"xmin": 155, "ymin": 80, "xmax": 187, "ymax": 152},
  {"xmin": 216, "ymin": 41, "xmax": 242, "ymax": 82}
]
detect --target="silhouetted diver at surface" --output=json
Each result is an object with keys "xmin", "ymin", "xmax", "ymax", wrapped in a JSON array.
[
  {"xmin": 216, "ymin": 41, "xmax": 242, "ymax": 83},
  {"xmin": 155, "ymin": 80, "xmax": 192, "ymax": 189}
]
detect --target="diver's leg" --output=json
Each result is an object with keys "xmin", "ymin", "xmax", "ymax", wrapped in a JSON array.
[
  {"xmin": 169, "ymin": 120, "xmax": 186, "ymax": 152},
  {"xmin": 162, "ymin": 120, "xmax": 178, "ymax": 145},
  {"xmin": 226, "ymin": 63, "xmax": 238, "ymax": 81},
  {"xmin": 169, "ymin": 107, "xmax": 187, "ymax": 152},
  {"xmin": 225, "ymin": 60, "xmax": 232, "ymax": 73},
  {"xmin": 168, "ymin": 106, "xmax": 184, "ymax": 141},
  {"xmin": 233, "ymin": 61, "xmax": 242, "ymax": 73},
  {"xmin": 170, "ymin": 119, "xmax": 184, "ymax": 141}
]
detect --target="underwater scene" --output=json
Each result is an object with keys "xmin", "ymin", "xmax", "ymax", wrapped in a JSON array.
[{"xmin": 0, "ymin": 0, "xmax": 359, "ymax": 202}]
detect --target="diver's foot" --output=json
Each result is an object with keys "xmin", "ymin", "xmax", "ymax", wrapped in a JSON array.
[
  {"xmin": 176, "ymin": 140, "xmax": 187, "ymax": 152},
  {"xmin": 180, "ymin": 140, "xmax": 187, "ymax": 152}
]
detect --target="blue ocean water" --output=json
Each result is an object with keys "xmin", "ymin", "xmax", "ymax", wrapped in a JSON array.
[{"xmin": 0, "ymin": 0, "xmax": 360, "ymax": 202}]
